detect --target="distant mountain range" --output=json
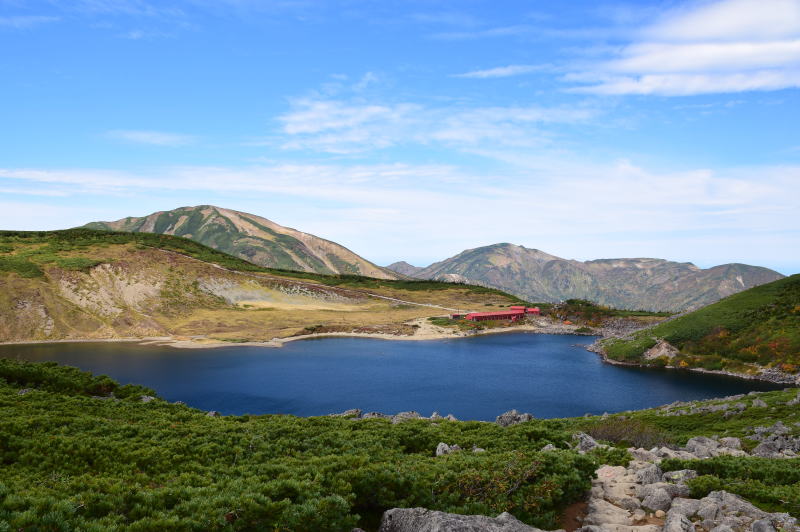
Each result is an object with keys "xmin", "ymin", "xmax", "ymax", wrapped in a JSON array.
[
  {"xmin": 84, "ymin": 207, "xmax": 784, "ymax": 312},
  {"xmin": 385, "ymin": 243, "xmax": 784, "ymax": 312},
  {"xmin": 85, "ymin": 205, "xmax": 400, "ymax": 280}
]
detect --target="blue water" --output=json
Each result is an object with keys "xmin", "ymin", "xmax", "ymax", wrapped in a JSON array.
[{"xmin": 0, "ymin": 333, "xmax": 783, "ymax": 420}]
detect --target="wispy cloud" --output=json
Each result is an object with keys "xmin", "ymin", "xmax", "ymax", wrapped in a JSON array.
[
  {"xmin": 568, "ymin": 0, "xmax": 800, "ymax": 96},
  {"xmin": 454, "ymin": 64, "xmax": 549, "ymax": 79},
  {"xmin": 107, "ymin": 129, "xmax": 197, "ymax": 146},
  {"xmin": 0, "ymin": 16, "xmax": 59, "ymax": 29},
  {"xmin": 1, "ymin": 160, "xmax": 797, "ymax": 268},
  {"xmin": 277, "ymin": 97, "xmax": 596, "ymax": 154}
]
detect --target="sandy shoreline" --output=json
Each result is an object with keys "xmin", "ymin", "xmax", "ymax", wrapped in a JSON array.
[{"xmin": 0, "ymin": 319, "xmax": 594, "ymax": 350}]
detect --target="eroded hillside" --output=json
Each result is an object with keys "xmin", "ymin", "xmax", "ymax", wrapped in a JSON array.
[{"xmin": 0, "ymin": 230, "xmax": 524, "ymax": 344}]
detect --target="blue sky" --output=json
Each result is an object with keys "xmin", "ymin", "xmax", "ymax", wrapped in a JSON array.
[{"xmin": 1, "ymin": 0, "xmax": 799, "ymax": 273}]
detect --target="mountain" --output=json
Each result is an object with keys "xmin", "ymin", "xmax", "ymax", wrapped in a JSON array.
[
  {"xmin": 387, "ymin": 243, "xmax": 784, "ymax": 312},
  {"xmin": 0, "ymin": 229, "xmax": 522, "ymax": 343},
  {"xmin": 601, "ymin": 274, "xmax": 800, "ymax": 382},
  {"xmin": 385, "ymin": 261, "xmax": 424, "ymax": 277},
  {"xmin": 84, "ymin": 205, "xmax": 399, "ymax": 280}
]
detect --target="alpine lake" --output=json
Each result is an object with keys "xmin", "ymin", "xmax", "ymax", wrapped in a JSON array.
[{"xmin": 1, "ymin": 332, "xmax": 782, "ymax": 420}]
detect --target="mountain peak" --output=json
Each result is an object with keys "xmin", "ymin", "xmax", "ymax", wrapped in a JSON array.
[{"xmin": 84, "ymin": 206, "xmax": 400, "ymax": 280}]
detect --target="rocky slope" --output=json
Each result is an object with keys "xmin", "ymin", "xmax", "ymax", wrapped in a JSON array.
[
  {"xmin": 85, "ymin": 205, "xmax": 399, "ymax": 279},
  {"xmin": 387, "ymin": 243, "xmax": 783, "ymax": 312}
]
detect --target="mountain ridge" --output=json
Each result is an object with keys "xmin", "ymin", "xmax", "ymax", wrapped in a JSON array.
[
  {"xmin": 386, "ymin": 243, "xmax": 784, "ymax": 312},
  {"xmin": 85, "ymin": 205, "xmax": 400, "ymax": 280}
]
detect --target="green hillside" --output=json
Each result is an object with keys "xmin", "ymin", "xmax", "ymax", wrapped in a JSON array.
[{"xmin": 602, "ymin": 274, "xmax": 800, "ymax": 376}]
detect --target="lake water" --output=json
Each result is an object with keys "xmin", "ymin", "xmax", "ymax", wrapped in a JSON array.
[{"xmin": 0, "ymin": 333, "xmax": 783, "ymax": 420}]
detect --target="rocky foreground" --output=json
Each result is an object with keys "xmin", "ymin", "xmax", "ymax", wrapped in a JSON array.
[{"xmin": 341, "ymin": 390, "xmax": 800, "ymax": 532}]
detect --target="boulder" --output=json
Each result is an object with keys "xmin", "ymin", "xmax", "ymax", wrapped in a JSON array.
[
  {"xmin": 583, "ymin": 498, "xmax": 633, "ymax": 526},
  {"xmin": 435, "ymin": 443, "xmax": 461, "ymax": 457},
  {"xmin": 17, "ymin": 388, "xmax": 31, "ymax": 395},
  {"xmin": 206, "ymin": 410, "xmax": 221, "ymax": 417},
  {"xmin": 663, "ymin": 513, "xmax": 694, "ymax": 532},
  {"xmin": 641, "ymin": 488, "xmax": 672, "ymax": 512},
  {"xmin": 361, "ymin": 412, "xmax": 389, "ymax": 419},
  {"xmin": 140, "ymin": 395, "xmax": 156, "ymax": 403},
  {"xmin": 718, "ymin": 437, "xmax": 741, "ymax": 450},
  {"xmin": 378, "ymin": 508, "xmax": 546, "ymax": 532},
  {"xmin": 635, "ymin": 464, "xmax": 662, "ymax": 485},
  {"xmin": 668, "ymin": 498, "xmax": 701, "ymax": 517},
  {"xmin": 751, "ymin": 519, "xmax": 777, "ymax": 532},
  {"xmin": 331, "ymin": 408, "xmax": 362, "ymax": 418},
  {"xmin": 540, "ymin": 443, "xmax": 557, "ymax": 452},
  {"xmin": 752, "ymin": 440, "xmax": 782, "ymax": 458},
  {"xmin": 573, "ymin": 432, "xmax": 601, "ymax": 453},
  {"xmin": 684, "ymin": 436, "xmax": 719, "ymax": 458},
  {"xmin": 643, "ymin": 339, "xmax": 680, "ymax": 360},
  {"xmin": 751, "ymin": 399, "xmax": 767, "ymax": 408},
  {"xmin": 495, "ymin": 409, "xmax": 534, "ymax": 427},
  {"xmin": 391, "ymin": 411, "xmax": 421, "ymax": 424}
]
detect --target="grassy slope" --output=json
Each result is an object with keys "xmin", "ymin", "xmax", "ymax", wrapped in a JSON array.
[
  {"xmin": 0, "ymin": 230, "xmax": 529, "ymax": 343},
  {"xmin": 1, "ymin": 360, "xmax": 798, "ymax": 529},
  {"xmin": 602, "ymin": 274, "xmax": 800, "ymax": 375}
]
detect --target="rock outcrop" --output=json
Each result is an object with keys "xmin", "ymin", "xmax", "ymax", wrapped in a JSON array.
[{"xmin": 378, "ymin": 508, "xmax": 548, "ymax": 532}]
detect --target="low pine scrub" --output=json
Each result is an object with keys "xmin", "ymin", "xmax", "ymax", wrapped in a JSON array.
[{"xmin": 0, "ymin": 360, "xmax": 598, "ymax": 530}]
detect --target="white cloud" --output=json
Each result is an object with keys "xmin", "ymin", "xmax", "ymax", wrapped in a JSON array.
[
  {"xmin": 107, "ymin": 129, "xmax": 196, "ymax": 146},
  {"xmin": 454, "ymin": 64, "xmax": 549, "ymax": 79},
  {"xmin": 570, "ymin": 0, "xmax": 800, "ymax": 95},
  {"xmin": 1, "ymin": 160, "xmax": 797, "ymax": 271},
  {"xmin": 277, "ymin": 98, "xmax": 596, "ymax": 154},
  {"xmin": 647, "ymin": 0, "xmax": 800, "ymax": 42}
]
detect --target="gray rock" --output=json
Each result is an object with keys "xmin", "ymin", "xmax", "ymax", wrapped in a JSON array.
[
  {"xmin": 206, "ymin": 410, "xmax": 221, "ymax": 417},
  {"xmin": 140, "ymin": 395, "xmax": 156, "ymax": 403},
  {"xmin": 696, "ymin": 501, "xmax": 720, "ymax": 522},
  {"xmin": 444, "ymin": 414, "xmax": 458, "ymax": 421},
  {"xmin": 173, "ymin": 401, "xmax": 186, "ymax": 405},
  {"xmin": 709, "ymin": 526, "xmax": 735, "ymax": 532},
  {"xmin": 378, "ymin": 508, "xmax": 545, "ymax": 532},
  {"xmin": 435, "ymin": 442, "xmax": 461, "ymax": 456},
  {"xmin": 635, "ymin": 464, "xmax": 662, "ymax": 485},
  {"xmin": 471, "ymin": 445, "xmax": 486, "ymax": 453},
  {"xmin": 495, "ymin": 409, "xmax": 534, "ymax": 427},
  {"xmin": 718, "ymin": 437, "xmax": 741, "ymax": 450},
  {"xmin": 668, "ymin": 498, "xmax": 701, "ymax": 517},
  {"xmin": 361, "ymin": 412, "xmax": 389, "ymax": 419},
  {"xmin": 641, "ymin": 487, "xmax": 672, "ymax": 512},
  {"xmin": 331, "ymin": 408, "xmax": 362, "ymax": 418},
  {"xmin": 540, "ymin": 443, "xmax": 557, "ymax": 452},
  {"xmin": 752, "ymin": 440, "xmax": 782, "ymax": 458},
  {"xmin": 751, "ymin": 519, "xmax": 777, "ymax": 532},
  {"xmin": 583, "ymin": 498, "xmax": 633, "ymax": 526},
  {"xmin": 663, "ymin": 513, "xmax": 694, "ymax": 532},
  {"xmin": 430, "ymin": 411, "xmax": 442, "ymax": 420},
  {"xmin": 629, "ymin": 448, "xmax": 659, "ymax": 462},
  {"xmin": 638, "ymin": 482, "xmax": 689, "ymax": 500},
  {"xmin": 685, "ymin": 436, "xmax": 719, "ymax": 458},
  {"xmin": 573, "ymin": 432, "xmax": 601, "ymax": 453},
  {"xmin": 391, "ymin": 411, "xmax": 421, "ymax": 424},
  {"xmin": 752, "ymin": 399, "xmax": 767, "ymax": 408},
  {"xmin": 17, "ymin": 388, "xmax": 31, "ymax": 395}
]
